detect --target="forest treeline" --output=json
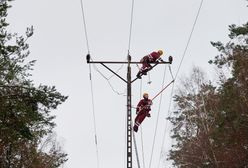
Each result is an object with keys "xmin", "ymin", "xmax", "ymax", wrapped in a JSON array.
[{"xmin": 168, "ymin": 20, "xmax": 248, "ymax": 168}]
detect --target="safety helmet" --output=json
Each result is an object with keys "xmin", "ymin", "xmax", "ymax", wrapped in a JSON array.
[
  {"xmin": 143, "ymin": 92, "xmax": 149, "ymax": 98},
  {"xmin": 158, "ymin": 50, "xmax": 163, "ymax": 56}
]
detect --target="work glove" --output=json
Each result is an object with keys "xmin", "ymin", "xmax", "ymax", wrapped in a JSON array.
[{"xmin": 157, "ymin": 58, "xmax": 164, "ymax": 62}]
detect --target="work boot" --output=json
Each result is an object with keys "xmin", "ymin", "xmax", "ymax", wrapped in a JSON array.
[
  {"xmin": 136, "ymin": 72, "xmax": 142, "ymax": 79},
  {"xmin": 133, "ymin": 125, "xmax": 138, "ymax": 132},
  {"xmin": 143, "ymin": 69, "xmax": 149, "ymax": 75}
]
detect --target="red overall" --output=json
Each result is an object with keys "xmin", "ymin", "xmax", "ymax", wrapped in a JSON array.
[
  {"xmin": 134, "ymin": 98, "xmax": 153, "ymax": 129},
  {"xmin": 140, "ymin": 51, "xmax": 161, "ymax": 71}
]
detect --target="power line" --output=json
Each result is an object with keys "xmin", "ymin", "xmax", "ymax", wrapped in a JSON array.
[
  {"xmin": 127, "ymin": 0, "xmax": 135, "ymax": 54},
  {"xmin": 92, "ymin": 63, "xmax": 126, "ymax": 96},
  {"xmin": 140, "ymin": 127, "xmax": 146, "ymax": 168},
  {"xmin": 80, "ymin": 0, "xmax": 126, "ymax": 96},
  {"xmin": 88, "ymin": 64, "xmax": 100, "ymax": 168},
  {"xmin": 80, "ymin": 1, "xmax": 100, "ymax": 167},
  {"xmin": 174, "ymin": 0, "xmax": 204, "ymax": 79},
  {"xmin": 108, "ymin": 64, "xmax": 125, "ymax": 80},
  {"xmin": 157, "ymin": 82, "xmax": 175, "ymax": 168},
  {"xmin": 157, "ymin": 0, "xmax": 204, "ymax": 167},
  {"xmin": 149, "ymin": 65, "xmax": 167, "ymax": 168},
  {"xmin": 79, "ymin": 0, "xmax": 90, "ymax": 54}
]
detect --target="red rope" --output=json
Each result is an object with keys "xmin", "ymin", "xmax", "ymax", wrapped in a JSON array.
[{"xmin": 151, "ymin": 80, "xmax": 174, "ymax": 101}]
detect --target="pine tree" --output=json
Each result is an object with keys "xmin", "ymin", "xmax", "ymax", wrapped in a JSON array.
[
  {"xmin": 168, "ymin": 22, "xmax": 248, "ymax": 167},
  {"xmin": 0, "ymin": 0, "xmax": 68, "ymax": 167},
  {"xmin": 209, "ymin": 22, "xmax": 248, "ymax": 167}
]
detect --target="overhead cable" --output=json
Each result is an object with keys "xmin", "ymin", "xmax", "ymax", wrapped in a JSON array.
[
  {"xmin": 174, "ymin": 0, "xmax": 204, "ymax": 79},
  {"xmin": 158, "ymin": 0, "xmax": 204, "ymax": 167},
  {"xmin": 127, "ymin": 0, "xmax": 135, "ymax": 54},
  {"xmin": 88, "ymin": 64, "xmax": 100, "ymax": 168},
  {"xmin": 79, "ymin": 0, "xmax": 90, "ymax": 54},
  {"xmin": 149, "ymin": 65, "xmax": 167, "ymax": 168}
]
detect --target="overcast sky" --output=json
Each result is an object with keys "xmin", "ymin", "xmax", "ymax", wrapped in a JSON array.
[{"xmin": 7, "ymin": 0, "xmax": 248, "ymax": 167}]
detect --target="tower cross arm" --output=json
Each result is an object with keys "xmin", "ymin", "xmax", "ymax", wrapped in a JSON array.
[
  {"xmin": 86, "ymin": 54, "xmax": 173, "ymax": 64},
  {"xmin": 87, "ymin": 61, "xmax": 171, "ymax": 64}
]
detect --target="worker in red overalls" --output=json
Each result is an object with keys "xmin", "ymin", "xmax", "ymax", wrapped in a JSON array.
[
  {"xmin": 136, "ymin": 50, "xmax": 164, "ymax": 79},
  {"xmin": 133, "ymin": 93, "xmax": 153, "ymax": 132}
]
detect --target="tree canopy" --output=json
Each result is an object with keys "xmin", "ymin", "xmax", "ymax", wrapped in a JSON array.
[
  {"xmin": 168, "ymin": 22, "xmax": 248, "ymax": 167},
  {"xmin": 0, "ymin": 0, "xmax": 68, "ymax": 167}
]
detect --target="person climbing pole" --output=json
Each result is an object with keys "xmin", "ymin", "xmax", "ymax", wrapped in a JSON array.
[
  {"xmin": 136, "ymin": 50, "xmax": 164, "ymax": 79},
  {"xmin": 133, "ymin": 93, "xmax": 153, "ymax": 132}
]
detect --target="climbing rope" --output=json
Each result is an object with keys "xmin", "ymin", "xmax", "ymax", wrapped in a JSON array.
[{"xmin": 151, "ymin": 79, "xmax": 175, "ymax": 101}]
